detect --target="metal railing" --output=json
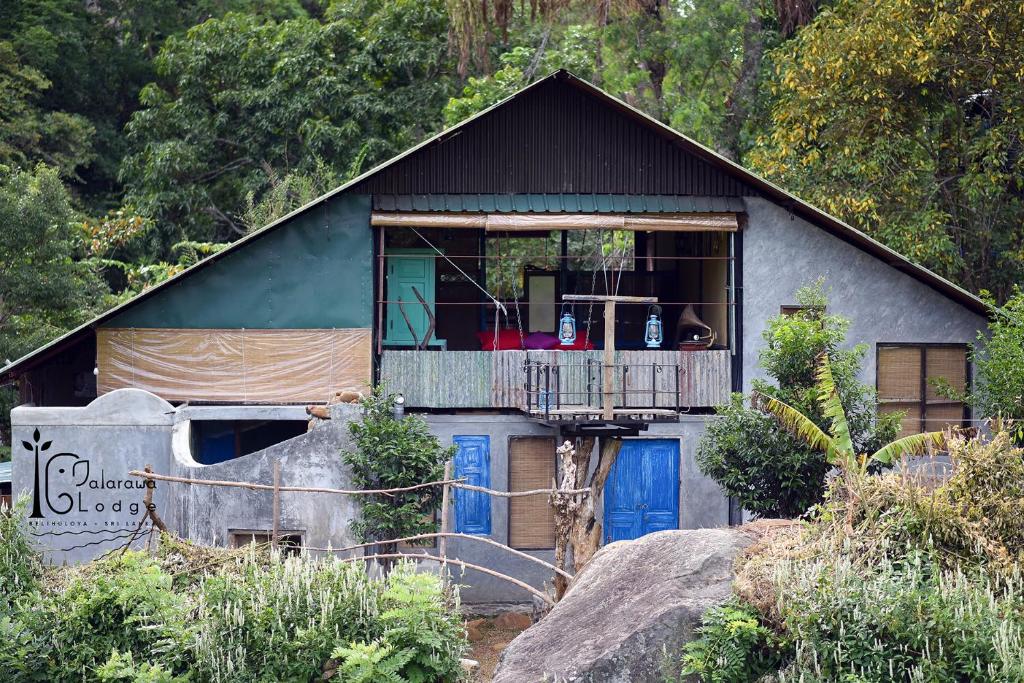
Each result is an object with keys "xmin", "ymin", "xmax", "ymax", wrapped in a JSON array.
[{"xmin": 524, "ymin": 359, "xmax": 681, "ymax": 419}]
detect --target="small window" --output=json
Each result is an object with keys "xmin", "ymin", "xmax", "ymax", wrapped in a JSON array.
[
  {"xmin": 780, "ymin": 304, "xmax": 825, "ymax": 317},
  {"xmin": 508, "ymin": 437, "xmax": 556, "ymax": 550},
  {"xmin": 877, "ymin": 344, "xmax": 968, "ymax": 437},
  {"xmin": 230, "ymin": 530, "xmax": 303, "ymax": 556}
]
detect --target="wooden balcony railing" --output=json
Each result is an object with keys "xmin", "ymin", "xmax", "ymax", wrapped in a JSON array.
[{"xmin": 379, "ymin": 349, "xmax": 731, "ymax": 412}]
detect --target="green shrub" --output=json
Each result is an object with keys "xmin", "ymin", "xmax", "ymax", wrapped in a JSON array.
[
  {"xmin": 0, "ymin": 501, "xmax": 43, "ymax": 609},
  {"xmin": 944, "ymin": 429, "xmax": 1024, "ymax": 558},
  {"xmin": 343, "ymin": 385, "xmax": 456, "ymax": 550},
  {"xmin": 42, "ymin": 553, "xmax": 190, "ymax": 681},
  {"xmin": 965, "ymin": 290, "xmax": 1024, "ymax": 438},
  {"xmin": 697, "ymin": 282, "xmax": 900, "ymax": 518},
  {"xmin": 0, "ymin": 537, "xmax": 466, "ymax": 682},
  {"xmin": 676, "ymin": 598, "xmax": 789, "ymax": 683},
  {"xmin": 192, "ymin": 556, "xmax": 466, "ymax": 682},
  {"xmin": 332, "ymin": 570, "xmax": 467, "ymax": 683},
  {"xmin": 776, "ymin": 553, "xmax": 1024, "ymax": 682}
]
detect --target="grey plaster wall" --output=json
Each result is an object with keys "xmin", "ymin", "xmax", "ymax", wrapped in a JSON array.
[
  {"xmin": 11, "ymin": 393, "xmax": 730, "ymax": 605},
  {"xmin": 741, "ymin": 197, "xmax": 987, "ymax": 391},
  {"xmin": 423, "ymin": 413, "xmax": 727, "ymax": 604},
  {"xmin": 165, "ymin": 403, "xmax": 361, "ymax": 552},
  {"xmin": 11, "ymin": 390, "xmax": 174, "ymax": 564}
]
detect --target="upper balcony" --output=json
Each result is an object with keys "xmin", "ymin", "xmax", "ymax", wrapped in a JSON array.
[{"xmin": 373, "ymin": 214, "xmax": 738, "ymax": 420}]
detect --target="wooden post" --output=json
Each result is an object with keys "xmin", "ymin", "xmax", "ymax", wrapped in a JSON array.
[
  {"xmin": 439, "ymin": 460, "xmax": 452, "ymax": 584},
  {"xmin": 272, "ymin": 460, "xmax": 281, "ymax": 551},
  {"xmin": 561, "ymin": 295, "xmax": 656, "ymax": 421},
  {"xmin": 603, "ymin": 300, "xmax": 616, "ymax": 420}
]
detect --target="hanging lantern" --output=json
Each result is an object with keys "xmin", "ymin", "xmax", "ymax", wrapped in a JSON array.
[
  {"xmin": 558, "ymin": 306, "xmax": 577, "ymax": 346},
  {"xmin": 644, "ymin": 305, "xmax": 663, "ymax": 348}
]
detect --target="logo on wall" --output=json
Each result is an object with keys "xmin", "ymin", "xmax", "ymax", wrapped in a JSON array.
[{"xmin": 23, "ymin": 428, "xmax": 151, "ymax": 522}]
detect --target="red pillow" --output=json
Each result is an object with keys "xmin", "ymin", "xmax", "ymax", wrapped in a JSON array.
[{"xmin": 477, "ymin": 329, "xmax": 523, "ymax": 350}]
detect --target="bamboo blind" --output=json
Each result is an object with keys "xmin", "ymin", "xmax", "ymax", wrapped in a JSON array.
[
  {"xmin": 877, "ymin": 345, "xmax": 967, "ymax": 437},
  {"xmin": 508, "ymin": 437, "xmax": 556, "ymax": 550},
  {"xmin": 97, "ymin": 328, "xmax": 372, "ymax": 403}
]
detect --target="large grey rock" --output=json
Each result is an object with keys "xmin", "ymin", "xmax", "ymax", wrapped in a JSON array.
[{"xmin": 492, "ymin": 527, "xmax": 756, "ymax": 683}]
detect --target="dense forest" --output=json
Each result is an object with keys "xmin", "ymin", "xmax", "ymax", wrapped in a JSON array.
[{"xmin": 1, "ymin": 0, "xmax": 1022, "ymax": 368}]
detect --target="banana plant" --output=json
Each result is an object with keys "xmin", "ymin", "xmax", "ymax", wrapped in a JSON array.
[{"xmin": 752, "ymin": 354, "xmax": 950, "ymax": 475}]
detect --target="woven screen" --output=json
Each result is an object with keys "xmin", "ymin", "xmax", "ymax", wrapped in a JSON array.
[
  {"xmin": 508, "ymin": 437, "xmax": 556, "ymax": 550},
  {"xmin": 878, "ymin": 345, "xmax": 966, "ymax": 437},
  {"xmin": 97, "ymin": 328, "xmax": 371, "ymax": 403}
]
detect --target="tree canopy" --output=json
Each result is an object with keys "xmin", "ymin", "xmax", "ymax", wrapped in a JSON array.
[{"xmin": 0, "ymin": 0, "xmax": 1021, "ymax": 368}]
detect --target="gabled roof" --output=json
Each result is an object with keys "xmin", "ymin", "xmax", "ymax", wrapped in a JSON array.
[{"xmin": 0, "ymin": 70, "xmax": 989, "ymax": 380}]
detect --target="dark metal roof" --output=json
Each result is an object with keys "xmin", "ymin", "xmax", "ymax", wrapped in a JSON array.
[
  {"xmin": 0, "ymin": 69, "xmax": 989, "ymax": 381},
  {"xmin": 352, "ymin": 77, "xmax": 755, "ymax": 196},
  {"xmin": 372, "ymin": 194, "xmax": 746, "ymax": 213}
]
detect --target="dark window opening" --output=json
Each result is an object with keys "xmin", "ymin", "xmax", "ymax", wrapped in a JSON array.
[
  {"xmin": 191, "ymin": 420, "xmax": 306, "ymax": 465},
  {"xmin": 230, "ymin": 530, "xmax": 303, "ymax": 556}
]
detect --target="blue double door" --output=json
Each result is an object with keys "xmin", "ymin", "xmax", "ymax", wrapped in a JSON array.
[{"xmin": 604, "ymin": 439, "xmax": 680, "ymax": 543}]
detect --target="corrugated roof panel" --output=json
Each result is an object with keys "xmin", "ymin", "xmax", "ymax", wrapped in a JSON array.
[{"xmin": 371, "ymin": 194, "xmax": 746, "ymax": 213}]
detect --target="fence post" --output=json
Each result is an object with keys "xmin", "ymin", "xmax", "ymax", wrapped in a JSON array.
[
  {"xmin": 272, "ymin": 460, "xmax": 281, "ymax": 551},
  {"xmin": 439, "ymin": 460, "xmax": 452, "ymax": 585}
]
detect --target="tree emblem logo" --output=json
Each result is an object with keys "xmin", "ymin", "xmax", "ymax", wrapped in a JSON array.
[{"xmin": 24, "ymin": 428, "xmax": 52, "ymax": 519}]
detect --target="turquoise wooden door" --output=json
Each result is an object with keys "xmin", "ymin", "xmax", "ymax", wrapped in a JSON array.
[
  {"xmin": 604, "ymin": 439, "xmax": 680, "ymax": 543},
  {"xmin": 385, "ymin": 249, "xmax": 438, "ymax": 346},
  {"xmin": 453, "ymin": 435, "xmax": 491, "ymax": 535}
]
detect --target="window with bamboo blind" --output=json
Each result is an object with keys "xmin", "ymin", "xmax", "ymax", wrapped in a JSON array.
[
  {"xmin": 877, "ymin": 344, "xmax": 968, "ymax": 437},
  {"xmin": 508, "ymin": 437, "xmax": 557, "ymax": 550}
]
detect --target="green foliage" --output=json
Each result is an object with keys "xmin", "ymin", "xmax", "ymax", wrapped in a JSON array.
[
  {"xmin": 697, "ymin": 283, "xmax": 899, "ymax": 517},
  {"xmin": 676, "ymin": 599, "xmax": 789, "ymax": 683},
  {"xmin": 0, "ymin": 164, "xmax": 108, "ymax": 361},
  {"xmin": 343, "ymin": 385, "xmax": 456, "ymax": 546},
  {"xmin": 748, "ymin": 0, "xmax": 1024, "ymax": 300},
  {"xmin": 966, "ymin": 290, "xmax": 1024, "ymax": 435},
  {"xmin": 943, "ymin": 429, "xmax": 1024, "ymax": 560},
  {"xmin": 95, "ymin": 651, "xmax": 186, "ymax": 683},
  {"xmin": 0, "ymin": 502, "xmax": 42, "ymax": 611},
  {"xmin": 243, "ymin": 159, "xmax": 340, "ymax": 232},
  {"xmin": 0, "ymin": 536, "xmax": 466, "ymax": 682},
  {"xmin": 696, "ymin": 395, "xmax": 831, "ymax": 518},
  {"xmin": 332, "ymin": 569, "xmax": 467, "ymax": 683},
  {"xmin": 776, "ymin": 553, "xmax": 1024, "ymax": 682},
  {"xmin": 122, "ymin": 2, "xmax": 455, "ymax": 250}
]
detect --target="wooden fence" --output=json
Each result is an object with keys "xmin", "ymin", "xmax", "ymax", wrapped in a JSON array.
[
  {"xmin": 380, "ymin": 349, "xmax": 731, "ymax": 410},
  {"xmin": 128, "ymin": 462, "xmax": 589, "ymax": 606}
]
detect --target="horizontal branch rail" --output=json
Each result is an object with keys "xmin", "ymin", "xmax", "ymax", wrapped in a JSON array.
[
  {"xmin": 326, "ymin": 532, "xmax": 573, "ymax": 580},
  {"xmin": 452, "ymin": 482, "xmax": 589, "ymax": 498},
  {"xmin": 128, "ymin": 470, "xmax": 460, "ymax": 497},
  {"xmin": 129, "ymin": 470, "xmax": 585, "ymax": 499},
  {"xmin": 334, "ymin": 552, "xmax": 554, "ymax": 605}
]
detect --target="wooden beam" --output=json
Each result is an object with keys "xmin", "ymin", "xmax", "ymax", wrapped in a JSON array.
[
  {"xmin": 603, "ymin": 300, "xmax": 616, "ymax": 420},
  {"xmin": 370, "ymin": 212, "xmax": 739, "ymax": 232},
  {"xmin": 562, "ymin": 294, "xmax": 658, "ymax": 304}
]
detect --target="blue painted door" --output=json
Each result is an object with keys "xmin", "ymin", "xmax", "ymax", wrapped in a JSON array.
[
  {"xmin": 453, "ymin": 435, "xmax": 491, "ymax": 535},
  {"xmin": 604, "ymin": 439, "xmax": 679, "ymax": 543}
]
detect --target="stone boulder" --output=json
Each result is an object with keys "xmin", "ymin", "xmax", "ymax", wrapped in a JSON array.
[{"xmin": 492, "ymin": 527, "xmax": 760, "ymax": 683}]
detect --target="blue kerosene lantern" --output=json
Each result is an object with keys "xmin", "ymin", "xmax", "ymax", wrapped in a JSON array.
[
  {"xmin": 558, "ymin": 306, "xmax": 577, "ymax": 346},
  {"xmin": 644, "ymin": 305, "xmax": 663, "ymax": 348}
]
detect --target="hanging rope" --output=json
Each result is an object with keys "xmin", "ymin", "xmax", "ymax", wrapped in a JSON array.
[{"xmin": 411, "ymin": 227, "xmax": 507, "ymax": 317}]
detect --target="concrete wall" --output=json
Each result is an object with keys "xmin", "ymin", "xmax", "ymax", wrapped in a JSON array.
[
  {"xmin": 165, "ymin": 403, "xmax": 361, "ymax": 552},
  {"xmin": 11, "ymin": 390, "xmax": 175, "ymax": 564},
  {"xmin": 741, "ymin": 197, "xmax": 987, "ymax": 391},
  {"xmin": 10, "ymin": 396, "xmax": 729, "ymax": 603},
  {"xmin": 423, "ymin": 413, "xmax": 726, "ymax": 604}
]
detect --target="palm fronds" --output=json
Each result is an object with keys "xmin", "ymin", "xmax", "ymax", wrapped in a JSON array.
[
  {"xmin": 752, "ymin": 391, "xmax": 840, "ymax": 464},
  {"xmin": 870, "ymin": 431, "xmax": 949, "ymax": 465},
  {"xmin": 815, "ymin": 355, "xmax": 854, "ymax": 458}
]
